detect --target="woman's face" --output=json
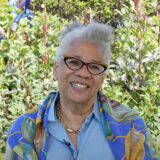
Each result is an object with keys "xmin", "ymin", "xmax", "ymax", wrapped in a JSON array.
[{"xmin": 53, "ymin": 40, "xmax": 106, "ymax": 105}]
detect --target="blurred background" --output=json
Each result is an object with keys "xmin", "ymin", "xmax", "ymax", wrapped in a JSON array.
[{"xmin": 0, "ymin": 0, "xmax": 160, "ymax": 158}]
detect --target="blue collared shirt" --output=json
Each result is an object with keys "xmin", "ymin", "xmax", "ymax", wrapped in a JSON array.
[{"xmin": 47, "ymin": 92, "xmax": 116, "ymax": 160}]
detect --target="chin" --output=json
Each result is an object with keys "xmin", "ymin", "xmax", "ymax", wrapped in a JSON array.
[{"xmin": 69, "ymin": 95, "xmax": 93, "ymax": 105}]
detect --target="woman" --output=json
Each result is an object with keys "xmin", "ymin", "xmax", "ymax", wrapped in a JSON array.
[{"xmin": 5, "ymin": 21, "xmax": 158, "ymax": 160}]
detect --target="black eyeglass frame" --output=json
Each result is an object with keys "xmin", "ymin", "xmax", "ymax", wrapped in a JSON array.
[{"xmin": 60, "ymin": 55, "xmax": 108, "ymax": 75}]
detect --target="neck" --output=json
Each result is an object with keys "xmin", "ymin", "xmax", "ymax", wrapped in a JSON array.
[
  {"xmin": 59, "ymin": 93, "xmax": 96, "ymax": 116},
  {"xmin": 58, "ymin": 95, "xmax": 95, "ymax": 130}
]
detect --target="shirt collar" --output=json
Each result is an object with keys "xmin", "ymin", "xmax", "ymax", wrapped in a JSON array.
[
  {"xmin": 47, "ymin": 92, "xmax": 100, "ymax": 122},
  {"xmin": 92, "ymin": 96, "xmax": 100, "ymax": 121}
]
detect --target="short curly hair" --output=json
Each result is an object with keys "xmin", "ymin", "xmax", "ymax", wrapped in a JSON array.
[{"xmin": 55, "ymin": 21, "xmax": 114, "ymax": 65}]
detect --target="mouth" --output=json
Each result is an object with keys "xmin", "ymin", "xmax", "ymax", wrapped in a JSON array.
[{"xmin": 70, "ymin": 82, "xmax": 89, "ymax": 89}]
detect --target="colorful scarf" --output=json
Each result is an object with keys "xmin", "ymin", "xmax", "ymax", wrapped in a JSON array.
[{"xmin": 5, "ymin": 91, "xmax": 159, "ymax": 160}]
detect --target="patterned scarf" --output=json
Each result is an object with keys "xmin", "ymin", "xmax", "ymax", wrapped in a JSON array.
[{"xmin": 5, "ymin": 91, "xmax": 159, "ymax": 160}]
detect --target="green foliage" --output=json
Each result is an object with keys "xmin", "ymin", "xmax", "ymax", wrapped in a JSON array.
[
  {"xmin": 31, "ymin": 0, "xmax": 130, "ymax": 27},
  {"xmin": 0, "ymin": 0, "xmax": 160, "ymax": 157},
  {"xmin": 104, "ymin": 0, "xmax": 160, "ymax": 152},
  {"xmin": 0, "ymin": 4, "xmax": 68, "ymax": 154}
]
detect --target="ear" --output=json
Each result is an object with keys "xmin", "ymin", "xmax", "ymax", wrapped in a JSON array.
[{"xmin": 53, "ymin": 62, "xmax": 58, "ymax": 80}]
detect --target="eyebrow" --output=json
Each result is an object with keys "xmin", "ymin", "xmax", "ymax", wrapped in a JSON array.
[{"xmin": 70, "ymin": 55, "xmax": 104, "ymax": 63}]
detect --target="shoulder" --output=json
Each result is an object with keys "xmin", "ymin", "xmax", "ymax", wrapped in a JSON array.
[
  {"xmin": 109, "ymin": 99, "xmax": 133, "ymax": 112},
  {"xmin": 6, "ymin": 106, "xmax": 40, "ymax": 154},
  {"xmin": 8, "ymin": 91, "xmax": 57, "ymax": 135},
  {"xmin": 98, "ymin": 91, "xmax": 140, "ymax": 122},
  {"xmin": 7, "ymin": 106, "xmax": 39, "ymax": 137},
  {"xmin": 109, "ymin": 99, "xmax": 141, "ymax": 121},
  {"xmin": 109, "ymin": 99, "xmax": 121, "ymax": 108}
]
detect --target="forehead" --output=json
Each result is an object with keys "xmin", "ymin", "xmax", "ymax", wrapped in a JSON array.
[{"xmin": 67, "ymin": 40, "xmax": 104, "ymax": 62}]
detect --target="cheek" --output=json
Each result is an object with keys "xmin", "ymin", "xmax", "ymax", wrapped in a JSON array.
[
  {"xmin": 57, "ymin": 68, "xmax": 72, "ymax": 86},
  {"xmin": 56, "ymin": 65, "xmax": 66, "ymax": 79},
  {"xmin": 99, "ymin": 75, "xmax": 105, "ymax": 84}
]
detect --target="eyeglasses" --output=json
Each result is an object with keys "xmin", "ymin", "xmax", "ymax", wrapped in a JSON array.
[{"xmin": 60, "ymin": 55, "xmax": 107, "ymax": 75}]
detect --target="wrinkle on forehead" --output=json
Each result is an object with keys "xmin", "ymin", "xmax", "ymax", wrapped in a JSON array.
[{"xmin": 68, "ymin": 40, "xmax": 105, "ymax": 63}]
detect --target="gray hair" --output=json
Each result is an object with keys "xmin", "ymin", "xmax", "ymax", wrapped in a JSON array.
[{"xmin": 55, "ymin": 21, "xmax": 114, "ymax": 65}]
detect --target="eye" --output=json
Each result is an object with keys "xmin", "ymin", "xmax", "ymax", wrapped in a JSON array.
[
  {"xmin": 89, "ymin": 64, "xmax": 102, "ymax": 71},
  {"xmin": 67, "ymin": 59, "xmax": 81, "ymax": 66}
]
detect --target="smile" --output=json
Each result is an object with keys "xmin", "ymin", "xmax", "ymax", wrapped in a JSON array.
[{"xmin": 71, "ymin": 82, "xmax": 89, "ymax": 88}]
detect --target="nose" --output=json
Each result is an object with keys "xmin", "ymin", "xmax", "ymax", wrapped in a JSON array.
[{"xmin": 75, "ymin": 64, "xmax": 91, "ymax": 78}]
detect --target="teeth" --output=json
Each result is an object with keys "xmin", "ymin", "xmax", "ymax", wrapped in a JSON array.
[{"xmin": 71, "ymin": 83, "xmax": 88, "ymax": 88}]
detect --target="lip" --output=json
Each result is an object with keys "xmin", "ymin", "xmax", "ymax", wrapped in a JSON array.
[
  {"xmin": 70, "ymin": 81, "xmax": 90, "ymax": 91},
  {"xmin": 70, "ymin": 81, "xmax": 90, "ymax": 87}
]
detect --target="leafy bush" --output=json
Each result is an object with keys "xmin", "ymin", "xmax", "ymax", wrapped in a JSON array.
[
  {"xmin": 104, "ymin": 0, "xmax": 160, "ymax": 152},
  {"xmin": 31, "ymin": 0, "xmax": 122, "ymax": 27},
  {"xmin": 0, "ymin": 0, "xmax": 160, "ymax": 157},
  {"xmin": 0, "ymin": 4, "xmax": 69, "ymax": 153}
]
